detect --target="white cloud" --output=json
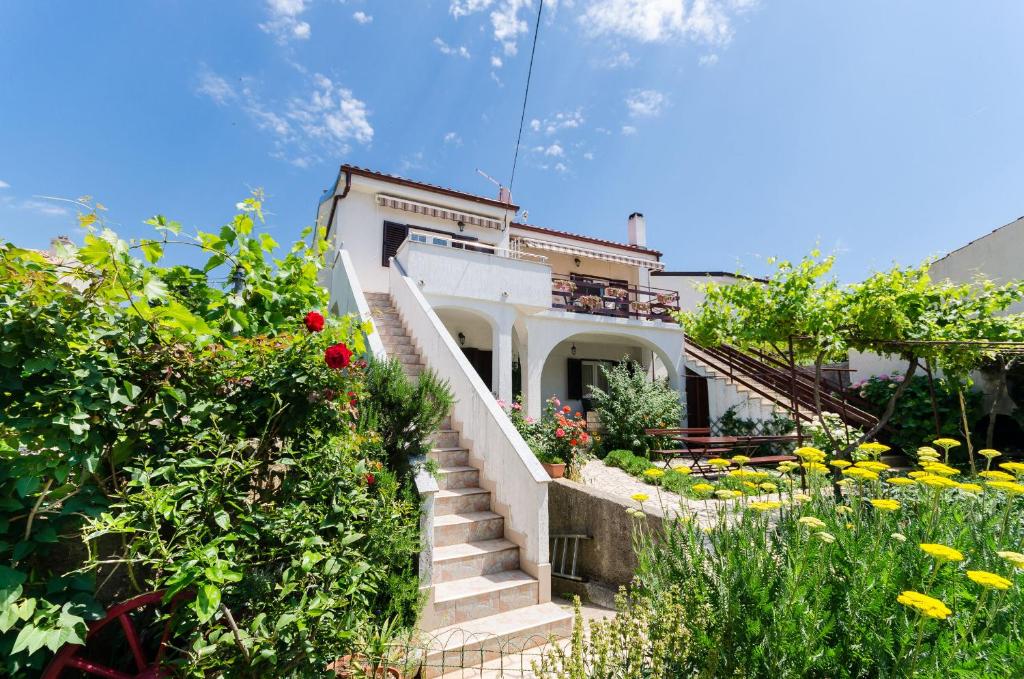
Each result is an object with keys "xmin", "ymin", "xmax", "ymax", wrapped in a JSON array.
[
  {"xmin": 196, "ymin": 65, "xmax": 236, "ymax": 106},
  {"xmin": 554, "ymin": 162, "xmax": 568, "ymax": 173},
  {"xmin": 443, "ymin": 131, "xmax": 463, "ymax": 145},
  {"xmin": 529, "ymin": 119, "xmax": 541, "ymax": 132},
  {"xmin": 260, "ymin": 0, "xmax": 312, "ymax": 43},
  {"xmin": 541, "ymin": 143, "xmax": 564, "ymax": 157},
  {"xmin": 532, "ymin": 109, "xmax": 585, "ymax": 135},
  {"xmin": 626, "ymin": 89, "xmax": 666, "ymax": 117},
  {"xmin": 450, "ymin": 0, "xmax": 535, "ymax": 56},
  {"xmin": 603, "ymin": 50, "xmax": 636, "ymax": 68},
  {"xmin": 204, "ymin": 68, "xmax": 373, "ymax": 166},
  {"xmin": 0, "ymin": 180, "xmax": 9, "ymax": 189},
  {"xmin": 353, "ymin": 11, "xmax": 373, "ymax": 24},
  {"xmin": 581, "ymin": 0, "xmax": 750, "ymax": 46},
  {"xmin": 434, "ymin": 37, "xmax": 471, "ymax": 59},
  {"xmin": 583, "ymin": 152, "xmax": 594, "ymax": 160},
  {"xmin": 621, "ymin": 125, "xmax": 637, "ymax": 135},
  {"xmin": 21, "ymin": 199, "xmax": 70, "ymax": 217},
  {"xmin": 491, "ymin": 55, "xmax": 503, "ymax": 68},
  {"xmin": 699, "ymin": 53, "xmax": 719, "ymax": 66}
]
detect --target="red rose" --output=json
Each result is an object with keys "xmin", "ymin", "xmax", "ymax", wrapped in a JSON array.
[
  {"xmin": 563, "ymin": 405, "xmax": 571, "ymax": 413},
  {"xmin": 570, "ymin": 439, "xmax": 578, "ymax": 446},
  {"xmin": 348, "ymin": 391, "xmax": 358, "ymax": 406},
  {"xmin": 365, "ymin": 472, "xmax": 376, "ymax": 486},
  {"xmin": 555, "ymin": 428, "xmax": 565, "ymax": 438},
  {"xmin": 580, "ymin": 433, "xmax": 589, "ymax": 443},
  {"xmin": 325, "ymin": 343, "xmax": 352, "ymax": 370},
  {"xmin": 304, "ymin": 311, "xmax": 325, "ymax": 332}
]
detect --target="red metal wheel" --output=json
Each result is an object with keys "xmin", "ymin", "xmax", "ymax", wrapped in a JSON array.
[{"xmin": 42, "ymin": 591, "xmax": 194, "ymax": 679}]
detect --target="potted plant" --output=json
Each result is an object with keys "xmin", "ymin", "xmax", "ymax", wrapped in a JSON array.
[
  {"xmin": 553, "ymin": 279, "xmax": 576, "ymax": 293},
  {"xmin": 538, "ymin": 451, "xmax": 567, "ymax": 478},
  {"xmin": 577, "ymin": 294, "xmax": 603, "ymax": 310},
  {"xmin": 605, "ymin": 287, "xmax": 628, "ymax": 300},
  {"xmin": 655, "ymin": 291, "xmax": 678, "ymax": 305},
  {"xmin": 330, "ymin": 618, "xmax": 408, "ymax": 678},
  {"xmin": 630, "ymin": 300, "xmax": 651, "ymax": 314}
]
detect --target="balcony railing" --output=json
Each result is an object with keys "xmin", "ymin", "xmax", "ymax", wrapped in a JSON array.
[
  {"xmin": 551, "ymin": 274, "xmax": 680, "ymax": 323},
  {"xmin": 408, "ymin": 230, "xmax": 548, "ymax": 263}
]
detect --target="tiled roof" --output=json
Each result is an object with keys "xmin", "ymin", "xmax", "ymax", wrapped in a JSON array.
[
  {"xmin": 340, "ymin": 164, "xmax": 519, "ymax": 211},
  {"xmin": 510, "ymin": 221, "xmax": 662, "ymax": 257}
]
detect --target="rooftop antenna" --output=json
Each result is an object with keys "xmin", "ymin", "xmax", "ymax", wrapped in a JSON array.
[{"xmin": 476, "ymin": 168, "xmax": 512, "ymax": 206}]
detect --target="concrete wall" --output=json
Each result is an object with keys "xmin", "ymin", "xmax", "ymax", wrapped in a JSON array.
[
  {"xmin": 930, "ymin": 216, "xmax": 1024, "ymax": 315},
  {"xmin": 651, "ymin": 273, "xmax": 753, "ymax": 313},
  {"xmin": 548, "ymin": 479, "xmax": 664, "ymax": 590}
]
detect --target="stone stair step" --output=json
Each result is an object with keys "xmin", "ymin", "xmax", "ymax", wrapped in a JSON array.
[
  {"xmin": 436, "ymin": 465, "xmax": 480, "ymax": 490},
  {"xmin": 404, "ymin": 364, "xmax": 425, "ymax": 379},
  {"xmin": 430, "ymin": 447, "xmax": 470, "ymax": 468},
  {"xmin": 435, "ymin": 486, "xmax": 490, "ymax": 515},
  {"xmin": 432, "ymin": 571, "xmax": 539, "ymax": 627},
  {"xmin": 421, "ymin": 603, "xmax": 573, "ymax": 678},
  {"xmin": 431, "ymin": 429, "xmax": 461, "ymax": 449},
  {"xmin": 434, "ymin": 511, "xmax": 504, "ymax": 546},
  {"xmin": 433, "ymin": 539, "xmax": 519, "ymax": 583},
  {"xmin": 395, "ymin": 353, "xmax": 423, "ymax": 366}
]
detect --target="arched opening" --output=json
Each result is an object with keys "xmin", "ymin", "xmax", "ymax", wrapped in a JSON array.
[{"xmin": 435, "ymin": 307, "xmax": 497, "ymax": 392}]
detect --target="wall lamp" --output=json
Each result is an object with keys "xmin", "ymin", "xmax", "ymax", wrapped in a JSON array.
[
  {"xmin": 458, "ymin": 332, "xmax": 466, "ymax": 347},
  {"xmin": 458, "ymin": 220, "xmax": 466, "ymax": 233},
  {"xmin": 570, "ymin": 343, "xmax": 577, "ymax": 356}
]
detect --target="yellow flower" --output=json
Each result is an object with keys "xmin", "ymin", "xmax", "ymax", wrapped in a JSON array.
[
  {"xmin": 836, "ymin": 478, "xmax": 854, "ymax": 487},
  {"xmin": 997, "ymin": 551, "xmax": 1024, "ymax": 570},
  {"xmin": 670, "ymin": 464, "xmax": 692, "ymax": 475},
  {"xmin": 956, "ymin": 482, "xmax": 983, "ymax": 494},
  {"xmin": 966, "ymin": 570, "xmax": 1013, "ymax": 591},
  {"xmin": 759, "ymin": 482, "xmax": 778, "ymax": 493},
  {"xmin": 630, "ymin": 493, "xmax": 650, "ymax": 503},
  {"xmin": 908, "ymin": 471, "xmax": 929, "ymax": 479},
  {"xmin": 986, "ymin": 481, "xmax": 1024, "ymax": 495},
  {"xmin": 715, "ymin": 489, "xmax": 742, "ymax": 500},
  {"xmin": 731, "ymin": 455, "xmax": 751, "ymax": 465},
  {"xmin": 816, "ymin": 531, "xmax": 836, "ymax": 544},
  {"xmin": 999, "ymin": 462, "xmax": 1024, "ymax": 476},
  {"xmin": 835, "ymin": 505, "xmax": 853, "ymax": 515},
  {"xmin": 793, "ymin": 492, "xmax": 812, "ymax": 503},
  {"xmin": 897, "ymin": 591, "xmax": 952, "ymax": 620},
  {"xmin": 743, "ymin": 481, "xmax": 758, "ymax": 490},
  {"xmin": 859, "ymin": 442, "xmax": 891, "ymax": 456},
  {"xmin": 920, "ymin": 543, "xmax": 964, "ymax": 562},
  {"xmin": 870, "ymin": 498, "xmax": 901, "ymax": 512},
  {"xmin": 933, "ymin": 438, "xmax": 960, "ymax": 450},
  {"xmin": 921, "ymin": 462, "xmax": 958, "ymax": 477},
  {"xmin": 795, "ymin": 446, "xmax": 827, "ymax": 463},
  {"xmin": 692, "ymin": 483, "xmax": 714, "ymax": 494},
  {"xmin": 708, "ymin": 458, "xmax": 731, "ymax": 468},
  {"xmin": 799, "ymin": 516, "xmax": 827, "ymax": 530},
  {"xmin": 978, "ymin": 448, "xmax": 1002, "ymax": 460},
  {"xmin": 917, "ymin": 474, "xmax": 958, "ymax": 490},
  {"xmin": 830, "ymin": 460, "xmax": 852, "ymax": 469},
  {"xmin": 887, "ymin": 477, "xmax": 916, "ymax": 487},
  {"xmin": 643, "ymin": 468, "xmax": 666, "ymax": 479},
  {"xmin": 892, "ymin": 532, "xmax": 907, "ymax": 542},
  {"xmin": 855, "ymin": 460, "xmax": 891, "ymax": 473},
  {"xmin": 843, "ymin": 467, "xmax": 879, "ymax": 482},
  {"xmin": 777, "ymin": 461, "xmax": 799, "ymax": 473},
  {"xmin": 802, "ymin": 461, "xmax": 829, "ymax": 475},
  {"xmin": 980, "ymin": 470, "xmax": 1015, "ymax": 482},
  {"xmin": 917, "ymin": 446, "xmax": 939, "ymax": 458},
  {"xmin": 749, "ymin": 500, "xmax": 783, "ymax": 512}
]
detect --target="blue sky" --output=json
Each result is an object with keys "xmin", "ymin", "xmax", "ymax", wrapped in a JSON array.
[{"xmin": 2, "ymin": 1, "xmax": 1023, "ymax": 281}]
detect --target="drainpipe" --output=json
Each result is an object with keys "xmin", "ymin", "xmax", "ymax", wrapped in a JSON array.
[{"xmin": 319, "ymin": 167, "xmax": 353, "ymax": 246}]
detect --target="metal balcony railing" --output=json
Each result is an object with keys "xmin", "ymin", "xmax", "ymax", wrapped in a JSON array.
[{"xmin": 551, "ymin": 274, "xmax": 680, "ymax": 323}]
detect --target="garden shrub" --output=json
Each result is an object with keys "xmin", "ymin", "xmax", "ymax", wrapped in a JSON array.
[
  {"xmin": 587, "ymin": 359, "xmax": 683, "ymax": 456},
  {"xmin": 856, "ymin": 374, "xmax": 981, "ymax": 456},
  {"xmin": 0, "ymin": 195, "xmax": 434, "ymax": 675},
  {"xmin": 501, "ymin": 396, "xmax": 591, "ymax": 475},
  {"xmin": 541, "ymin": 442, "xmax": 1024, "ymax": 678}
]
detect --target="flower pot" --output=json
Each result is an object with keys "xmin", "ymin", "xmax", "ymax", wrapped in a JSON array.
[{"xmin": 542, "ymin": 462, "xmax": 566, "ymax": 478}]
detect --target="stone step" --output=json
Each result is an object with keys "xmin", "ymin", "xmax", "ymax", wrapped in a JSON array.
[
  {"xmin": 436, "ymin": 465, "xmax": 480, "ymax": 490},
  {"xmin": 432, "ymin": 571, "xmax": 538, "ymax": 628},
  {"xmin": 430, "ymin": 447, "xmax": 470, "ymax": 468},
  {"xmin": 441, "ymin": 415, "xmax": 452, "ymax": 430},
  {"xmin": 434, "ymin": 511, "xmax": 504, "ymax": 547},
  {"xmin": 435, "ymin": 486, "xmax": 490, "ymax": 515},
  {"xmin": 382, "ymin": 333, "xmax": 414, "ymax": 348},
  {"xmin": 433, "ymin": 539, "xmax": 519, "ymax": 583},
  {"xmin": 422, "ymin": 603, "xmax": 573, "ymax": 678},
  {"xmin": 431, "ymin": 429, "xmax": 461, "ymax": 449},
  {"xmin": 404, "ymin": 364, "xmax": 425, "ymax": 379},
  {"xmin": 364, "ymin": 292, "xmax": 391, "ymax": 302},
  {"xmin": 395, "ymin": 352, "xmax": 423, "ymax": 366}
]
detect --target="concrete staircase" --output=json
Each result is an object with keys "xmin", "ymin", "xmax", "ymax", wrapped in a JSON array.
[{"xmin": 363, "ymin": 292, "xmax": 571, "ymax": 677}]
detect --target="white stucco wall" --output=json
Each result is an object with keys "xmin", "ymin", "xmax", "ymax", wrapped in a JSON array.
[
  {"xmin": 540, "ymin": 340, "xmax": 644, "ymax": 414},
  {"xmin": 929, "ymin": 216, "xmax": 1024, "ymax": 315}
]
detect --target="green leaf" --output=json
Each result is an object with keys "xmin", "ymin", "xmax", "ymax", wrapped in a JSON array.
[
  {"xmin": 11, "ymin": 623, "xmax": 47, "ymax": 656},
  {"xmin": 259, "ymin": 233, "xmax": 279, "ymax": 252},
  {"xmin": 213, "ymin": 509, "xmax": 230, "ymax": 530},
  {"xmin": 140, "ymin": 240, "xmax": 164, "ymax": 264},
  {"xmin": 0, "ymin": 567, "xmax": 27, "ymax": 589},
  {"xmin": 143, "ymin": 276, "xmax": 169, "ymax": 301},
  {"xmin": 195, "ymin": 584, "xmax": 221, "ymax": 624}
]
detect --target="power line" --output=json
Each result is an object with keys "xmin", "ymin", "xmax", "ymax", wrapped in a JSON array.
[{"xmin": 508, "ymin": 0, "xmax": 544, "ymax": 194}]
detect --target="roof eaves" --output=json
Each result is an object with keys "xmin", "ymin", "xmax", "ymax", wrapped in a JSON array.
[
  {"xmin": 340, "ymin": 164, "xmax": 520, "ymax": 212},
  {"xmin": 510, "ymin": 221, "xmax": 663, "ymax": 257}
]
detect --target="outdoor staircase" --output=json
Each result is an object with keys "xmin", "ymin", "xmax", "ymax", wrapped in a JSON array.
[{"xmin": 363, "ymin": 292, "xmax": 571, "ymax": 677}]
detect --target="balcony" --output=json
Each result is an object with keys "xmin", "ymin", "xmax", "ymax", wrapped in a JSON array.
[
  {"xmin": 551, "ymin": 274, "xmax": 680, "ymax": 323},
  {"xmin": 396, "ymin": 231, "xmax": 553, "ymax": 307}
]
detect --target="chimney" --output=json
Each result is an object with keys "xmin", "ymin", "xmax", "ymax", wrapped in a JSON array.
[
  {"xmin": 627, "ymin": 212, "xmax": 646, "ymax": 248},
  {"xmin": 498, "ymin": 186, "xmax": 512, "ymax": 205}
]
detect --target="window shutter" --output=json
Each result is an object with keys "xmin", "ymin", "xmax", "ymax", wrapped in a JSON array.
[
  {"xmin": 381, "ymin": 222, "xmax": 409, "ymax": 267},
  {"xmin": 567, "ymin": 358, "xmax": 582, "ymax": 400}
]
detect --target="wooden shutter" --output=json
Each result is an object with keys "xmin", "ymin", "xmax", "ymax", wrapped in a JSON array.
[
  {"xmin": 567, "ymin": 358, "xmax": 582, "ymax": 400},
  {"xmin": 381, "ymin": 222, "xmax": 409, "ymax": 267}
]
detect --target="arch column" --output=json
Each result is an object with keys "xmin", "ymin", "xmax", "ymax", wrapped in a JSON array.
[{"xmin": 492, "ymin": 313, "xmax": 515, "ymax": 405}]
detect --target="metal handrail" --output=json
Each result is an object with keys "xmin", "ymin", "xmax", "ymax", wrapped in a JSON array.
[
  {"xmin": 406, "ymin": 229, "xmax": 549, "ymax": 264},
  {"xmin": 551, "ymin": 273, "xmax": 680, "ymax": 323}
]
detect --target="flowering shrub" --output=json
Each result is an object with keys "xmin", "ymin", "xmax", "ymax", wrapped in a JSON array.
[
  {"xmin": 0, "ymin": 195, "xmax": 433, "ymax": 674},
  {"xmin": 500, "ymin": 396, "xmax": 591, "ymax": 473},
  {"xmin": 541, "ymin": 441, "xmax": 1024, "ymax": 678}
]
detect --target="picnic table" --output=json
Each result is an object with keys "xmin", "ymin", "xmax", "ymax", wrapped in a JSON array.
[{"xmin": 646, "ymin": 428, "xmax": 799, "ymax": 476}]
